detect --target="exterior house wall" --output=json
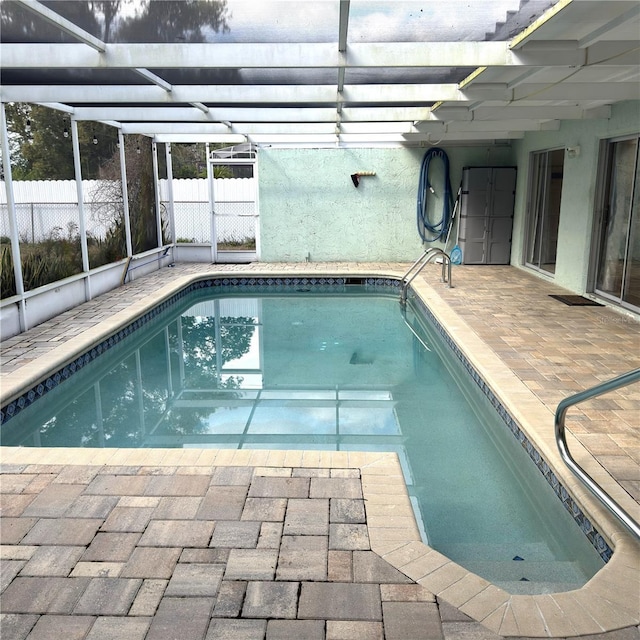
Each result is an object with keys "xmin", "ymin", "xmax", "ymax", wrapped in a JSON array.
[{"xmin": 511, "ymin": 100, "xmax": 640, "ymax": 294}]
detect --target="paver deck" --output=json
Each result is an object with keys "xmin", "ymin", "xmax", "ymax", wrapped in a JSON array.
[{"xmin": 1, "ymin": 262, "xmax": 639, "ymax": 639}]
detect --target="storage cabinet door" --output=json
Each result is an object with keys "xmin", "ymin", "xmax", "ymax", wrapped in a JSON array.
[
  {"xmin": 459, "ymin": 167, "xmax": 515, "ymax": 265},
  {"xmin": 487, "ymin": 216, "xmax": 513, "ymax": 264}
]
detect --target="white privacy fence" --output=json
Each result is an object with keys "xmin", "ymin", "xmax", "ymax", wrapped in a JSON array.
[
  {"xmin": 0, "ymin": 178, "xmax": 257, "ymax": 244},
  {"xmin": 0, "ymin": 180, "xmax": 118, "ymax": 242}
]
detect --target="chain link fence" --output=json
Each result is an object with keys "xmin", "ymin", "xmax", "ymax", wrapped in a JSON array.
[
  {"xmin": 171, "ymin": 201, "xmax": 211, "ymax": 243},
  {"xmin": 0, "ymin": 202, "xmax": 124, "ymax": 243},
  {"xmin": 166, "ymin": 200, "xmax": 256, "ymax": 247},
  {"xmin": 215, "ymin": 201, "xmax": 256, "ymax": 248},
  {"xmin": 1, "ymin": 201, "xmax": 257, "ymax": 247}
]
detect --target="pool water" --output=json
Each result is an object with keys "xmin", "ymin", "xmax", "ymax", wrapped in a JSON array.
[{"xmin": 1, "ymin": 285, "xmax": 604, "ymax": 593}]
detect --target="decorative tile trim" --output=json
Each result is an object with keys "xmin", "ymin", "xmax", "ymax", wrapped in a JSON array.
[
  {"xmin": 0, "ymin": 275, "xmax": 612, "ymax": 563},
  {"xmin": 410, "ymin": 291, "xmax": 613, "ymax": 563}
]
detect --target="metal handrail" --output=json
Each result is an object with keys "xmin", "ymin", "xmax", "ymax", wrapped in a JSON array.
[
  {"xmin": 555, "ymin": 367, "xmax": 640, "ymax": 540},
  {"xmin": 400, "ymin": 306, "xmax": 432, "ymax": 353},
  {"xmin": 400, "ymin": 248, "xmax": 452, "ymax": 305}
]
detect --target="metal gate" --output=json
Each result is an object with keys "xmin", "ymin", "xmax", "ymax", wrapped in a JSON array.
[{"xmin": 209, "ymin": 143, "xmax": 259, "ymax": 263}]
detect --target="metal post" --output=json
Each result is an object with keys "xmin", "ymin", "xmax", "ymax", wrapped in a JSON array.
[
  {"xmin": 252, "ymin": 155, "xmax": 261, "ymax": 260},
  {"xmin": 71, "ymin": 119, "xmax": 92, "ymax": 300},
  {"xmin": 207, "ymin": 143, "xmax": 218, "ymax": 263},
  {"xmin": 152, "ymin": 141, "xmax": 163, "ymax": 249},
  {"xmin": 164, "ymin": 143, "xmax": 176, "ymax": 245},
  {"xmin": 118, "ymin": 130, "xmax": 133, "ymax": 257},
  {"xmin": 0, "ymin": 103, "xmax": 27, "ymax": 331}
]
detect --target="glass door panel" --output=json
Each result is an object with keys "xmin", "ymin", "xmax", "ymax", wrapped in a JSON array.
[
  {"xmin": 525, "ymin": 149, "xmax": 563, "ymax": 274},
  {"xmin": 623, "ymin": 204, "xmax": 639, "ymax": 307},
  {"xmin": 595, "ymin": 137, "xmax": 639, "ymax": 310}
]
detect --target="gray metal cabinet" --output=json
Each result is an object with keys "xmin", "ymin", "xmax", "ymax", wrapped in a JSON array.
[{"xmin": 458, "ymin": 166, "xmax": 516, "ymax": 265}]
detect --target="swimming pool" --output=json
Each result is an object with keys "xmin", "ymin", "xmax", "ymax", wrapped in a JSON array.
[{"xmin": 0, "ymin": 277, "xmax": 607, "ymax": 594}]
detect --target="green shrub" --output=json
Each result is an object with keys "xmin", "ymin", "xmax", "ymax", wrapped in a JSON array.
[{"xmin": 1, "ymin": 245, "xmax": 16, "ymax": 298}]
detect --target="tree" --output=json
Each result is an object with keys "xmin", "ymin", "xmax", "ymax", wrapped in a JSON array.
[
  {"xmin": 87, "ymin": 133, "xmax": 164, "ymax": 265},
  {"xmin": 4, "ymin": 103, "xmax": 118, "ymax": 180}
]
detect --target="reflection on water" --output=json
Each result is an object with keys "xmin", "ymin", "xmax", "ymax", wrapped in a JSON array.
[{"xmin": 5, "ymin": 292, "xmax": 414, "ymax": 449}]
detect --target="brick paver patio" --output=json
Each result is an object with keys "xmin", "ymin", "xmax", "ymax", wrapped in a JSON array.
[{"xmin": 1, "ymin": 462, "xmax": 472, "ymax": 640}]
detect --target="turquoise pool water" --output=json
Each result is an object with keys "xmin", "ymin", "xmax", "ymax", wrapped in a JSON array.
[{"xmin": 1, "ymin": 282, "xmax": 604, "ymax": 593}]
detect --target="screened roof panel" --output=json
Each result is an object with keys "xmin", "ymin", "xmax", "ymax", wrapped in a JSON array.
[
  {"xmin": 1, "ymin": 67, "xmax": 146, "ymax": 86},
  {"xmin": 347, "ymin": 0, "xmax": 523, "ymax": 42},
  {"xmin": 0, "ymin": 1, "xmax": 78, "ymax": 43},
  {"xmin": 1, "ymin": 0, "xmax": 638, "ymax": 147},
  {"xmin": 344, "ymin": 67, "xmax": 476, "ymax": 85},
  {"xmin": 1, "ymin": 0, "xmax": 559, "ymax": 44}
]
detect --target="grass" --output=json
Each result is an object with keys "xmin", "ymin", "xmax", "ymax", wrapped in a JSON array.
[{"xmin": 217, "ymin": 237, "xmax": 256, "ymax": 251}]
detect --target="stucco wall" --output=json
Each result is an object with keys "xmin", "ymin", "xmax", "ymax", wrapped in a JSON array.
[
  {"xmin": 258, "ymin": 146, "xmax": 514, "ymax": 262},
  {"xmin": 511, "ymin": 100, "xmax": 640, "ymax": 294}
]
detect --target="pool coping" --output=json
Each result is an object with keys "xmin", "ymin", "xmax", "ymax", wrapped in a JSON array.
[{"xmin": 1, "ymin": 265, "xmax": 639, "ymax": 637}]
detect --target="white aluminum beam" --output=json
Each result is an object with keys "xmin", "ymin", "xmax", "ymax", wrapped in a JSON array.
[
  {"xmin": 434, "ymin": 103, "xmax": 615, "ymax": 121},
  {"xmin": 339, "ymin": 0, "xmax": 350, "ymax": 52},
  {"xmin": 248, "ymin": 134, "xmax": 338, "ymax": 144},
  {"xmin": 70, "ymin": 106, "xmax": 337, "ymax": 122},
  {"xmin": 340, "ymin": 84, "xmax": 461, "ymax": 102},
  {"xmin": 70, "ymin": 106, "xmax": 439, "ymax": 123},
  {"xmin": 511, "ymin": 83, "xmax": 640, "ymax": 101},
  {"xmin": 459, "ymin": 84, "xmax": 510, "ymax": 100},
  {"xmin": 0, "ymin": 83, "xmax": 462, "ymax": 104},
  {"xmin": 111, "ymin": 121, "xmax": 460, "ymax": 137},
  {"xmin": 6, "ymin": 39, "xmax": 629, "ymax": 69},
  {"xmin": 445, "ymin": 119, "xmax": 560, "ymax": 132},
  {"xmin": 152, "ymin": 133, "xmax": 246, "ymax": 143},
  {"xmin": 578, "ymin": 4, "xmax": 640, "ymax": 47},
  {"xmin": 399, "ymin": 131, "xmax": 524, "ymax": 141},
  {"xmin": 0, "ymin": 41, "xmax": 512, "ymax": 69},
  {"xmin": 35, "ymin": 102, "xmax": 75, "ymax": 114},
  {"xmin": 121, "ymin": 123, "xmax": 233, "ymax": 135},
  {"xmin": 133, "ymin": 68, "xmax": 172, "ymax": 92},
  {"xmin": 0, "ymin": 104, "xmax": 26, "ymax": 321},
  {"xmin": 341, "ymin": 107, "xmax": 434, "ymax": 121}
]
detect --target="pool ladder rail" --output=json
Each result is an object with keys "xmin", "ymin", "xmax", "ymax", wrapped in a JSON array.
[
  {"xmin": 555, "ymin": 367, "xmax": 640, "ymax": 541},
  {"xmin": 400, "ymin": 247, "xmax": 452, "ymax": 305}
]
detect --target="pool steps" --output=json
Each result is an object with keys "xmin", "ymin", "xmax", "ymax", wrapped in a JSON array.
[{"xmin": 438, "ymin": 542, "xmax": 591, "ymax": 593}]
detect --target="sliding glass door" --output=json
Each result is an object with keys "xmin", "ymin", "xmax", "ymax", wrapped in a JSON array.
[
  {"xmin": 593, "ymin": 137, "xmax": 640, "ymax": 311},
  {"xmin": 525, "ymin": 149, "xmax": 564, "ymax": 274}
]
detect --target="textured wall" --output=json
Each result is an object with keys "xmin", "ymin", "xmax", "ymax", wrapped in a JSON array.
[{"xmin": 258, "ymin": 146, "xmax": 514, "ymax": 262}]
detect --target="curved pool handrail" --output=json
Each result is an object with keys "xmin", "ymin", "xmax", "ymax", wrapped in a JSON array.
[
  {"xmin": 555, "ymin": 367, "xmax": 640, "ymax": 540},
  {"xmin": 400, "ymin": 248, "xmax": 452, "ymax": 305}
]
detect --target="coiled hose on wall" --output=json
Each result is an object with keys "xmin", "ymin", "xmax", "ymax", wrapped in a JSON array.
[{"xmin": 417, "ymin": 147, "xmax": 453, "ymax": 243}]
